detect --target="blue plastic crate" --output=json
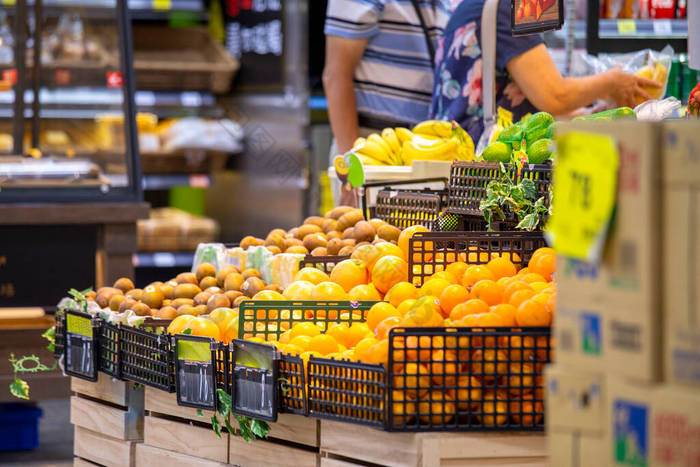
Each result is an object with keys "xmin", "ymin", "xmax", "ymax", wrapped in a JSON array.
[{"xmin": 0, "ymin": 403, "xmax": 43, "ymax": 451}]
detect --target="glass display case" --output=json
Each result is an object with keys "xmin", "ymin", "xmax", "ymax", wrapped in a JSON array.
[{"xmin": 0, "ymin": 0, "xmax": 141, "ymax": 202}]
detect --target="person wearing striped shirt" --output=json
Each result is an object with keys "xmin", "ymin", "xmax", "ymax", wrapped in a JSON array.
[{"xmin": 323, "ymin": 0, "xmax": 451, "ymax": 155}]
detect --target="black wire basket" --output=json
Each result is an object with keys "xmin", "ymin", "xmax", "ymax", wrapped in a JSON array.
[
  {"xmin": 97, "ymin": 321, "xmax": 121, "ymax": 379},
  {"xmin": 119, "ymin": 321, "xmax": 175, "ymax": 392},
  {"xmin": 54, "ymin": 312, "xmax": 65, "ymax": 361},
  {"xmin": 300, "ymin": 255, "xmax": 350, "ymax": 275}
]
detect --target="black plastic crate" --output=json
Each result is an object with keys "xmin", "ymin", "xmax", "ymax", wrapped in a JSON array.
[
  {"xmin": 408, "ymin": 231, "xmax": 546, "ymax": 286},
  {"xmin": 447, "ymin": 161, "xmax": 552, "ymax": 218},
  {"xmin": 54, "ymin": 312, "xmax": 65, "ymax": 361},
  {"xmin": 435, "ymin": 211, "xmax": 488, "ymax": 232},
  {"xmin": 119, "ymin": 321, "xmax": 175, "ymax": 392},
  {"xmin": 375, "ymin": 188, "xmax": 448, "ymax": 231},
  {"xmin": 279, "ymin": 353, "xmax": 307, "ymax": 415},
  {"xmin": 97, "ymin": 321, "xmax": 121, "ymax": 379},
  {"xmin": 300, "ymin": 255, "xmax": 350, "ymax": 275},
  {"xmin": 214, "ymin": 341, "xmax": 230, "ymax": 395}
]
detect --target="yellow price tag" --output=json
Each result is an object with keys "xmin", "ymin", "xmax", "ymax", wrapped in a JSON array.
[
  {"xmin": 617, "ymin": 20, "xmax": 636, "ymax": 35},
  {"xmin": 1, "ymin": 0, "xmax": 15, "ymax": 5},
  {"xmin": 152, "ymin": 0, "xmax": 171, "ymax": 11},
  {"xmin": 548, "ymin": 132, "xmax": 619, "ymax": 261},
  {"xmin": 66, "ymin": 314, "xmax": 93, "ymax": 339}
]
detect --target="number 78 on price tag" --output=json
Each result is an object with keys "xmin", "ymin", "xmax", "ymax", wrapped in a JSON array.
[{"xmin": 547, "ymin": 132, "xmax": 619, "ymax": 262}]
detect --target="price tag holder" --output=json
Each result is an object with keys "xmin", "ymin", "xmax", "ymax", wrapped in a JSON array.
[
  {"xmin": 174, "ymin": 335, "xmax": 217, "ymax": 410},
  {"xmin": 231, "ymin": 339, "xmax": 278, "ymax": 422},
  {"xmin": 64, "ymin": 311, "xmax": 98, "ymax": 381},
  {"xmin": 616, "ymin": 19, "xmax": 637, "ymax": 35},
  {"xmin": 547, "ymin": 132, "xmax": 620, "ymax": 262}
]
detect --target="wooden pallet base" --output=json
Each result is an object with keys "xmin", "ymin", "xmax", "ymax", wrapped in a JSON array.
[
  {"xmin": 74, "ymin": 457, "xmax": 102, "ymax": 467},
  {"xmin": 74, "ymin": 426, "xmax": 139, "ymax": 467},
  {"xmin": 135, "ymin": 443, "xmax": 229, "ymax": 467}
]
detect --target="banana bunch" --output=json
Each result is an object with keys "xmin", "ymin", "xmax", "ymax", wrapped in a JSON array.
[{"xmin": 352, "ymin": 129, "xmax": 404, "ymax": 166}]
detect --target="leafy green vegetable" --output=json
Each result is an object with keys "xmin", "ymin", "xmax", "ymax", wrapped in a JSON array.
[
  {"xmin": 8, "ymin": 353, "xmax": 56, "ymax": 400},
  {"xmin": 210, "ymin": 388, "xmax": 270, "ymax": 442},
  {"xmin": 42, "ymin": 326, "xmax": 55, "ymax": 353}
]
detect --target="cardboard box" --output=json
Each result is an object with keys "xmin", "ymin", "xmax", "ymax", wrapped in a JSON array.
[
  {"xmin": 554, "ymin": 121, "xmax": 663, "ymax": 382},
  {"xmin": 606, "ymin": 378, "xmax": 700, "ymax": 467},
  {"xmin": 662, "ymin": 121, "xmax": 700, "ymax": 388},
  {"xmin": 545, "ymin": 364, "xmax": 605, "ymax": 433},
  {"xmin": 548, "ymin": 429, "xmax": 606, "ymax": 467}
]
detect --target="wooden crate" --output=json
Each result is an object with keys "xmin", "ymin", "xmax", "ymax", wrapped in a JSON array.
[
  {"xmin": 74, "ymin": 426, "xmax": 139, "ymax": 467},
  {"xmin": 320, "ymin": 420, "xmax": 547, "ymax": 467}
]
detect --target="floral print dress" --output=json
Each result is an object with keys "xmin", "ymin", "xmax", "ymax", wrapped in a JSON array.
[{"xmin": 429, "ymin": 0, "xmax": 543, "ymax": 144}]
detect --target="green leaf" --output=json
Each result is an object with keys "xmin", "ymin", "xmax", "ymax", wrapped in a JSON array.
[
  {"xmin": 182, "ymin": 328, "xmax": 192, "ymax": 335},
  {"xmin": 250, "ymin": 419, "xmax": 270, "ymax": 439},
  {"xmin": 10, "ymin": 378, "xmax": 29, "ymax": 400},
  {"xmin": 197, "ymin": 409, "xmax": 203, "ymax": 417},
  {"xmin": 211, "ymin": 415, "xmax": 222, "ymax": 438},
  {"xmin": 42, "ymin": 326, "xmax": 56, "ymax": 352},
  {"xmin": 217, "ymin": 388, "xmax": 232, "ymax": 416},
  {"xmin": 224, "ymin": 417, "xmax": 235, "ymax": 437},
  {"xmin": 520, "ymin": 178, "xmax": 537, "ymax": 200},
  {"xmin": 235, "ymin": 415, "xmax": 254, "ymax": 442}
]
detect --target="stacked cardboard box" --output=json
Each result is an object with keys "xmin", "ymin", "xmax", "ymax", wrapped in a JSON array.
[{"xmin": 547, "ymin": 120, "xmax": 700, "ymax": 467}]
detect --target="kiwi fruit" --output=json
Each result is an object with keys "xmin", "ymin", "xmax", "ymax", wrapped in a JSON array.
[
  {"xmin": 194, "ymin": 291, "xmax": 213, "ymax": 306},
  {"xmin": 171, "ymin": 298, "xmax": 195, "ymax": 309},
  {"xmin": 311, "ymin": 247, "xmax": 328, "ymax": 256},
  {"xmin": 337, "ymin": 210, "xmax": 364, "ymax": 231},
  {"xmin": 199, "ymin": 276, "xmax": 218, "ymax": 290},
  {"xmin": 326, "ymin": 206, "xmax": 354, "ymax": 220},
  {"xmin": 159, "ymin": 283, "xmax": 175, "ymax": 300},
  {"xmin": 109, "ymin": 294, "xmax": 126, "ymax": 312},
  {"xmin": 224, "ymin": 273, "xmax": 245, "ymax": 291},
  {"xmin": 86, "ymin": 290, "xmax": 97, "ymax": 300},
  {"xmin": 342, "ymin": 227, "xmax": 355, "ymax": 240},
  {"xmin": 283, "ymin": 238, "xmax": 304, "ymax": 250},
  {"xmin": 295, "ymin": 224, "xmax": 322, "ymax": 240},
  {"xmin": 368, "ymin": 218, "xmax": 386, "ymax": 231},
  {"xmin": 377, "ymin": 224, "xmax": 401, "ymax": 242},
  {"xmin": 207, "ymin": 294, "xmax": 231, "ymax": 313},
  {"xmin": 177, "ymin": 305, "xmax": 198, "ymax": 317},
  {"xmin": 286, "ymin": 245, "xmax": 309, "ymax": 255},
  {"xmin": 175, "ymin": 272, "xmax": 198, "ymax": 285},
  {"xmin": 113, "ymin": 278, "xmax": 134, "ymax": 293},
  {"xmin": 265, "ymin": 233, "xmax": 285, "ymax": 250},
  {"xmin": 204, "ymin": 286, "xmax": 223, "ymax": 295},
  {"xmin": 174, "ymin": 283, "xmax": 201, "ymax": 299},
  {"xmin": 327, "ymin": 238, "xmax": 344, "ymax": 255},
  {"xmin": 242, "ymin": 269, "xmax": 261, "ymax": 280},
  {"xmin": 267, "ymin": 228, "xmax": 286, "ymax": 239},
  {"xmin": 326, "ymin": 231, "xmax": 342, "ymax": 241},
  {"xmin": 303, "ymin": 216, "xmax": 325, "ymax": 227},
  {"xmin": 119, "ymin": 298, "xmax": 137, "ymax": 313},
  {"xmin": 353, "ymin": 221, "xmax": 376, "ymax": 243},
  {"xmin": 126, "ymin": 288, "xmax": 143, "ymax": 301},
  {"xmin": 141, "ymin": 285, "xmax": 165, "ymax": 309},
  {"xmin": 96, "ymin": 287, "xmax": 123, "ymax": 308},
  {"xmin": 148, "ymin": 281, "xmax": 164, "ymax": 289},
  {"xmin": 132, "ymin": 303, "xmax": 152, "ymax": 317},
  {"xmin": 264, "ymin": 284, "xmax": 282, "ymax": 293},
  {"xmin": 162, "ymin": 299, "xmax": 172, "ymax": 307},
  {"xmin": 372, "ymin": 237, "xmax": 385, "ymax": 245},
  {"xmin": 240, "ymin": 235, "xmax": 264, "ymax": 250},
  {"xmin": 266, "ymin": 246, "xmax": 282, "ymax": 255},
  {"xmin": 321, "ymin": 218, "xmax": 338, "ymax": 233},
  {"xmin": 225, "ymin": 290, "xmax": 243, "ymax": 302},
  {"xmin": 240, "ymin": 277, "xmax": 266, "ymax": 298},
  {"xmin": 303, "ymin": 233, "xmax": 328, "ymax": 251},
  {"xmin": 338, "ymin": 245, "xmax": 354, "ymax": 256},
  {"xmin": 233, "ymin": 296, "xmax": 249, "ymax": 307},
  {"xmin": 288, "ymin": 227, "xmax": 299, "ymax": 238},
  {"xmin": 195, "ymin": 263, "xmax": 216, "ymax": 282},
  {"xmin": 216, "ymin": 266, "xmax": 239, "ymax": 287},
  {"xmin": 155, "ymin": 306, "xmax": 178, "ymax": 320}
]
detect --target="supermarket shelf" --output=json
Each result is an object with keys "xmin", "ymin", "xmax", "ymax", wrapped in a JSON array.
[
  {"xmin": 133, "ymin": 251, "xmax": 194, "ymax": 268},
  {"xmin": 598, "ymin": 18, "xmax": 687, "ymax": 39},
  {"xmin": 142, "ymin": 173, "xmax": 212, "ymax": 190},
  {"xmin": 2, "ymin": 0, "xmax": 205, "ymax": 13}
]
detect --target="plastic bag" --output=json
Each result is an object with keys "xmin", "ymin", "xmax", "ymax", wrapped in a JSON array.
[
  {"xmin": 267, "ymin": 253, "xmax": 305, "ymax": 289},
  {"xmin": 245, "ymin": 246, "xmax": 273, "ymax": 278},
  {"xmin": 223, "ymin": 247, "xmax": 247, "ymax": 271},
  {"xmin": 634, "ymin": 97, "xmax": 682, "ymax": 121},
  {"xmin": 191, "ymin": 243, "xmax": 227, "ymax": 273}
]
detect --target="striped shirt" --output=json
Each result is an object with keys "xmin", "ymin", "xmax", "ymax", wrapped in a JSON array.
[{"xmin": 325, "ymin": 0, "xmax": 451, "ymax": 127}]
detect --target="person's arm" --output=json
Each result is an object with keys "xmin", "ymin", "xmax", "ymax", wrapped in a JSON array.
[
  {"xmin": 323, "ymin": 36, "xmax": 369, "ymax": 154},
  {"xmin": 506, "ymin": 44, "xmax": 662, "ymax": 115}
]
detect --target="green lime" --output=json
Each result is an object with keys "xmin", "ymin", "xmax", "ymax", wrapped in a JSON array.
[
  {"xmin": 482, "ymin": 141, "xmax": 512, "ymax": 163},
  {"xmin": 527, "ymin": 138, "xmax": 553, "ymax": 164},
  {"xmin": 496, "ymin": 123, "xmax": 524, "ymax": 144},
  {"xmin": 526, "ymin": 112, "xmax": 554, "ymax": 133}
]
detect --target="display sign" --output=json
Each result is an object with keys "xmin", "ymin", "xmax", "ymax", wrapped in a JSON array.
[
  {"xmin": 231, "ymin": 339, "xmax": 278, "ymax": 422},
  {"xmin": 175, "ymin": 335, "xmax": 217, "ymax": 410},
  {"xmin": 547, "ymin": 132, "xmax": 619, "ymax": 262},
  {"xmin": 64, "ymin": 311, "xmax": 98, "ymax": 381},
  {"xmin": 511, "ymin": 0, "xmax": 564, "ymax": 35},
  {"xmin": 223, "ymin": 0, "xmax": 284, "ymax": 90}
]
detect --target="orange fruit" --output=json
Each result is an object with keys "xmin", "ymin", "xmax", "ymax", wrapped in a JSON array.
[
  {"xmin": 509, "ymin": 289, "xmax": 536, "ymax": 309},
  {"xmin": 480, "ymin": 391, "xmax": 509, "ymax": 426},
  {"xmin": 467, "ymin": 249, "xmax": 491, "ymax": 264},
  {"xmin": 367, "ymin": 302, "xmax": 401, "ymax": 332},
  {"xmin": 185, "ymin": 317, "xmax": 222, "ymax": 341},
  {"xmin": 529, "ymin": 282, "xmax": 549, "ymax": 293},
  {"xmin": 510, "ymin": 392, "xmax": 544, "ymax": 426},
  {"xmin": 307, "ymin": 334, "xmax": 339, "ymax": 355},
  {"xmin": 531, "ymin": 291, "xmax": 552, "ymax": 308},
  {"xmin": 299, "ymin": 350, "xmax": 322, "ymax": 367},
  {"xmin": 353, "ymin": 337, "xmax": 380, "ymax": 362},
  {"xmin": 439, "ymin": 284, "xmax": 470, "ymax": 316},
  {"xmin": 289, "ymin": 322, "xmax": 321, "ymax": 339},
  {"xmin": 486, "ymin": 256, "xmax": 517, "ymax": 280},
  {"xmin": 221, "ymin": 316, "xmax": 239, "ymax": 344},
  {"xmin": 404, "ymin": 296, "xmax": 444, "ymax": 327},
  {"xmin": 375, "ymin": 316, "xmax": 402, "ymax": 340},
  {"xmin": 470, "ymin": 280, "xmax": 502, "ymax": 306},
  {"xmin": 312, "ymin": 281, "xmax": 349, "ymax": 301},
  {"xmin": 289, "ymin": 335, "xmax": 313, "ymax": 351},
  {"xmin": 384, "ymin": 282, "xmax": 419, "ymax": 308},
  {"xmin": 390, "ymin": 390, "xmax": 417, "ymax": 426},
  {"xmin": 508, "ymin": 362, "xmax": 536, "ymax": 392},
  {"xmin": 347, "ymin": 323, "xmax": 373, "ymax": 347},
  {"xmin": 490, "ymin": 304, "xmax": 517, "ymax": 326},
  {"xmin": 519, "ymin": 273, "xmax": 546, "ymax": 284},
  {"xmin": 471, "ymin": 349, "xmax": 508, "ymax": 377},
  {"xmin": 445, "ymin": 261, "xmax": 469, "ymax": 283},
  {"xmin": 528, "ymin": 252, "xmax": 555, "ymax": 281},
  {"xmin": 456, "ymin": 313, "xmax": 480, "ymax": 327},
  {"xmin": 449, "ymin": 298, "xmax": 489, "ymax": 321},
  {"xmin": 398, "ymin": 225, "xmax": 430, "ymax": 262},
  {"xmin": 330, "ymin": 259, "xmax": 369, "ymax": 292},
  {"xmin": 396, "ymin": 298, "xmax": 417, "ymax": 316},
  {"xmin": 517, "ymin": 267, "xmax": 530, "ymax": 276},
  {"xmin": 397, "ymin": 335, "xmax": 443, "ymax": 362},
  {"xmin": 347, "ymin": 283, "xmax": 382, "ymax": 301},
  {"xmin": 503, "ymin": 281, "xmax": 533, "ymax": 302},
  {"xmin": 393, "ymin": 363, "xmax": 430, "ymax": 398},
  {"xmin": 418, "ymin": 391, "xmax": 456, "ymax": 425},
  {"xmin": 375, "ymin": 241, "xmax": 406, "ymax": 261},
  {"xmin": 278, "ymin": 329, "xmax": 292, "ymax": 344},
  {"xmin": 281, "ymin": 343, "xmax": 304, "ymax": 355},
  {"xmin": 167, "ymin": 315, "xmax": 193, "ymax": 335},
  {"xmin": 351, "ymin": 244, "xmax": 382, "ymax": 272},
  {"xmin": 530, "ymin": 247, "xmax": 554, "ymax": 262},
  {"xmin": 326, "ymin": 323, "xmax": 351, "ymax": 347},
  {"xmin": 462, "ymin": 266, "xmax": 495, "ymax": 288},
  {"xmin": 365, "ymin": 339, "xmax": 389, "ymax": 365},
  {"xmin": 491, "ymin": 251, "xmax": 521, "ymax": 263},
  {"xmin": 496, "ymin": 276, "xmax": 513, "ymax": 292},
  {"xmin": 476, "ymin": 312, "xmax": 507, "ymax": 327},
  {"xmin": 294, "ymin": 267, "xmax": 330, "ymax": 285},
  {"xmin": 516, "ymin": 300, "xmax": 552, "ymax": 326},
  {"xmin": 430, "ymin": 271, "xmax": 458, "ymax": 284},
  {"xmin": 419, "ymin": 278, "xmax": 451, "ymax": 298},
  {"xmin": 453, "ymin": 375, "xmax": 482, "ymax": 410},
  {"xmin": 371, "ymin": 255, "xmax": 409, "ymax": 293},
  {"xmin": 283, "ymin": 280, "xmax": 315, "ymax": 300},
  {"xmin": 430, "ymin": 349, "xmax": 458, "ymax": 386}
]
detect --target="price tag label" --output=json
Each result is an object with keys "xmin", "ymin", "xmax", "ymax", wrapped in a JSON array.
[
  {"xmin": 548, "ymin": 132, "xmax": 619, "ymax": 262},
  {"xmin": 231, "ymin": 339, "xmax": 278, "ymax": 422},
  {"xmin": 175, "ymin": 336, "xmax": 217, "ymax": 410},
  {"xmin": 153, "ymin": 252, "xmax": 176, "ymax": 267},
  {"xmin": 181, "ymin": 92, "xmax": 203, "ymax": 107},
  {"xmin": 64, "ymin": 311, "xmax": 98, "ymax": 381},
  {"xmin": 152, "ymin": 0, "xmax": 171, "ymax": 11},
  {"xmin": 617, "ymin": 20, "xmax": 637, "ymax": 35},
  {"xmin": 652, "ymin": 19, "xmax": 672, "ymax": 36},
  {"xmin": 136, "ymin": 91, "xmax": 156, "ymax": 107}
]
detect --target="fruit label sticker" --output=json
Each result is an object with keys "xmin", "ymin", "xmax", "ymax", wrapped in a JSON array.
[
  {"xmin": 65, "ymin": 311, "xmax": 98, "ymax": 381},
  {"xmin": 231, "ymin": 339, "xmax": 278, "ymax": 422},
  {"xmin": 548, "ymin": 132, "xmax": 620, "ymax": 262},
  {"xmin": 175, "ymin": 336, "xmax": 217, "ymax": 410}
]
